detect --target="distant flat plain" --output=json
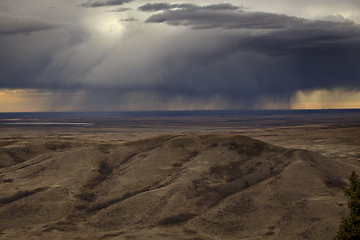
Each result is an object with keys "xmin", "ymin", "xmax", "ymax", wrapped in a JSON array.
[{"xmin": 1, "ymin": 110, "xmax": 359, "ymax": 163}]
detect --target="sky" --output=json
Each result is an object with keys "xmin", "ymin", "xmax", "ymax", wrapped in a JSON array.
[{"xmin": 0, "ymin": 0, "xmax": 360, "ymax": 112}]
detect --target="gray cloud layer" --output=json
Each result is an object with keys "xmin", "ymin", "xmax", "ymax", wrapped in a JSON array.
[
  {"xmin": 1, "ymin": 1, "xmax": 359, "ymax": 109},
  {"xmin": 138, "ymin": 3, "xmax": 240, "ymax": 12},
  {"xmin": 145, "ymin": 7, "xmax": 304, "ymax": 29},
  {"xmin": 140, "ymin": 4, "xmax": 359, "ymax": 103},
  {"xmin": 107, "ymin": 7, "xmax": 131, "ymax": 12},
  {"xmin": 0, "ymin": 14, "xmax": 59, "ymax": 35},
  {"xmin": 81, "ymin": 0, "xmax": 133, "ymax": 8}
]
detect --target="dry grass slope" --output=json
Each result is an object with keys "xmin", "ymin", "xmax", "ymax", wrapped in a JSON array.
[{"xmin": 0, "ymin": 134, "xmax": 357, "ymax": 240}]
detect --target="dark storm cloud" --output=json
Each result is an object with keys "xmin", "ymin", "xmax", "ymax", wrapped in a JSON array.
[
  {"xmin": 139, "ymin": 8, "xmax": 360, "ymax": 105},
  {"xmin": 0, "ymin": 24, "xmax": 87, "ymax": 90},
  {"xmin": 0, "ymin": 14, "xmax": 59, "ymax": 35},
  {"xmin": 145, "ymin": 7, "xmax": 360, "ymax": 56},
  {"xmin": 240, "ymin": 21, "xmax": 360, "ymax": 56},
  {"xmin": 106, "ymin": 7, "xmax": 131, "ymax": 12},
  {"xmin": 1, "ymin": 1, "xmax": 359, "ymax": 110},
  {"xmin": 138, "ymin": 3, "xmax": 193, "ymax": 12},
  {"xmin": 120, "ymin": 17, "xmax": 137, "ymax": 21},
  {"xmin": 138, "ymin": 3, "xmax": 240, "ymax": 12},
  {"xmin": 144, "ymin": 37, "xmax": 360, "ymax": 106},
  {"xmin": 146, "ymin": 8, "xmax": 304, "ymax": 29},
  {"xmin": 81, "ymin": 0, "xmax": 133, "ymax": 8},
  {"xmin": 202, "ymin": 4, "xmax": 241, "ymax": 11}
]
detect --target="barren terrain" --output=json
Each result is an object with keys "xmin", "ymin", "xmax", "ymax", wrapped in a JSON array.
[{"xmin": 0, "ymin": 115, "xmax": 359, "ymax": 239}]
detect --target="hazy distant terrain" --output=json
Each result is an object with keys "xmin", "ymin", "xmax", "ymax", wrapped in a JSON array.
[{"xmin": 0, "ymin": 112, "xmax": 359, "ymax": 239}]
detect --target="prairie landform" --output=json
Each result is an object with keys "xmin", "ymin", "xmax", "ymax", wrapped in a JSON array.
[{"xmin": 1, "ymin": 127, "xmax": 359, "ymax": 239}]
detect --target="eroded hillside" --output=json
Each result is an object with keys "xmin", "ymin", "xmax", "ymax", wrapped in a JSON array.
[{"xmin": 0, "ymin": 134, "xmax": 356, "ymax": 239}]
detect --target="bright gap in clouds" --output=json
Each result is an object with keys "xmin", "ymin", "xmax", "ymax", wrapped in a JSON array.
[{"xmin": 83, "ymin": 12, "xmax": 125, "ymax": 38}]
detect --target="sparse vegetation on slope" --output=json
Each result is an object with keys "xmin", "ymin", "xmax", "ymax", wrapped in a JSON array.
[
  {"xmin": 0, "ymin": 134, "xmax": 357, "ymax": 240},
  {"xmin": 334, "ymin": 171, "xmax": 360, "ymax": 240}
]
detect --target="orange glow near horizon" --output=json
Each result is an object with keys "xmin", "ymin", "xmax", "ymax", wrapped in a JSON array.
[
  {"xmin": 0, "ymin": 89, "xmax": 49, "ymax": 112},
  {"xmin": 0, "ymin": 89, "xmax": 82, "ymax": 112},
  {"xmin": 291, "ymin": 89, "xmax": 360, "ymax": 109},
  {"xmin": 0, "ymin": 88, "xmax": 359, "ymax": 112}
]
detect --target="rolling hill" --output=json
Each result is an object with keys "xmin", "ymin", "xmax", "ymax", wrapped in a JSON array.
[{"xmin": 0, "ymin": 134, "xmax": 355, "ymax": 239}]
